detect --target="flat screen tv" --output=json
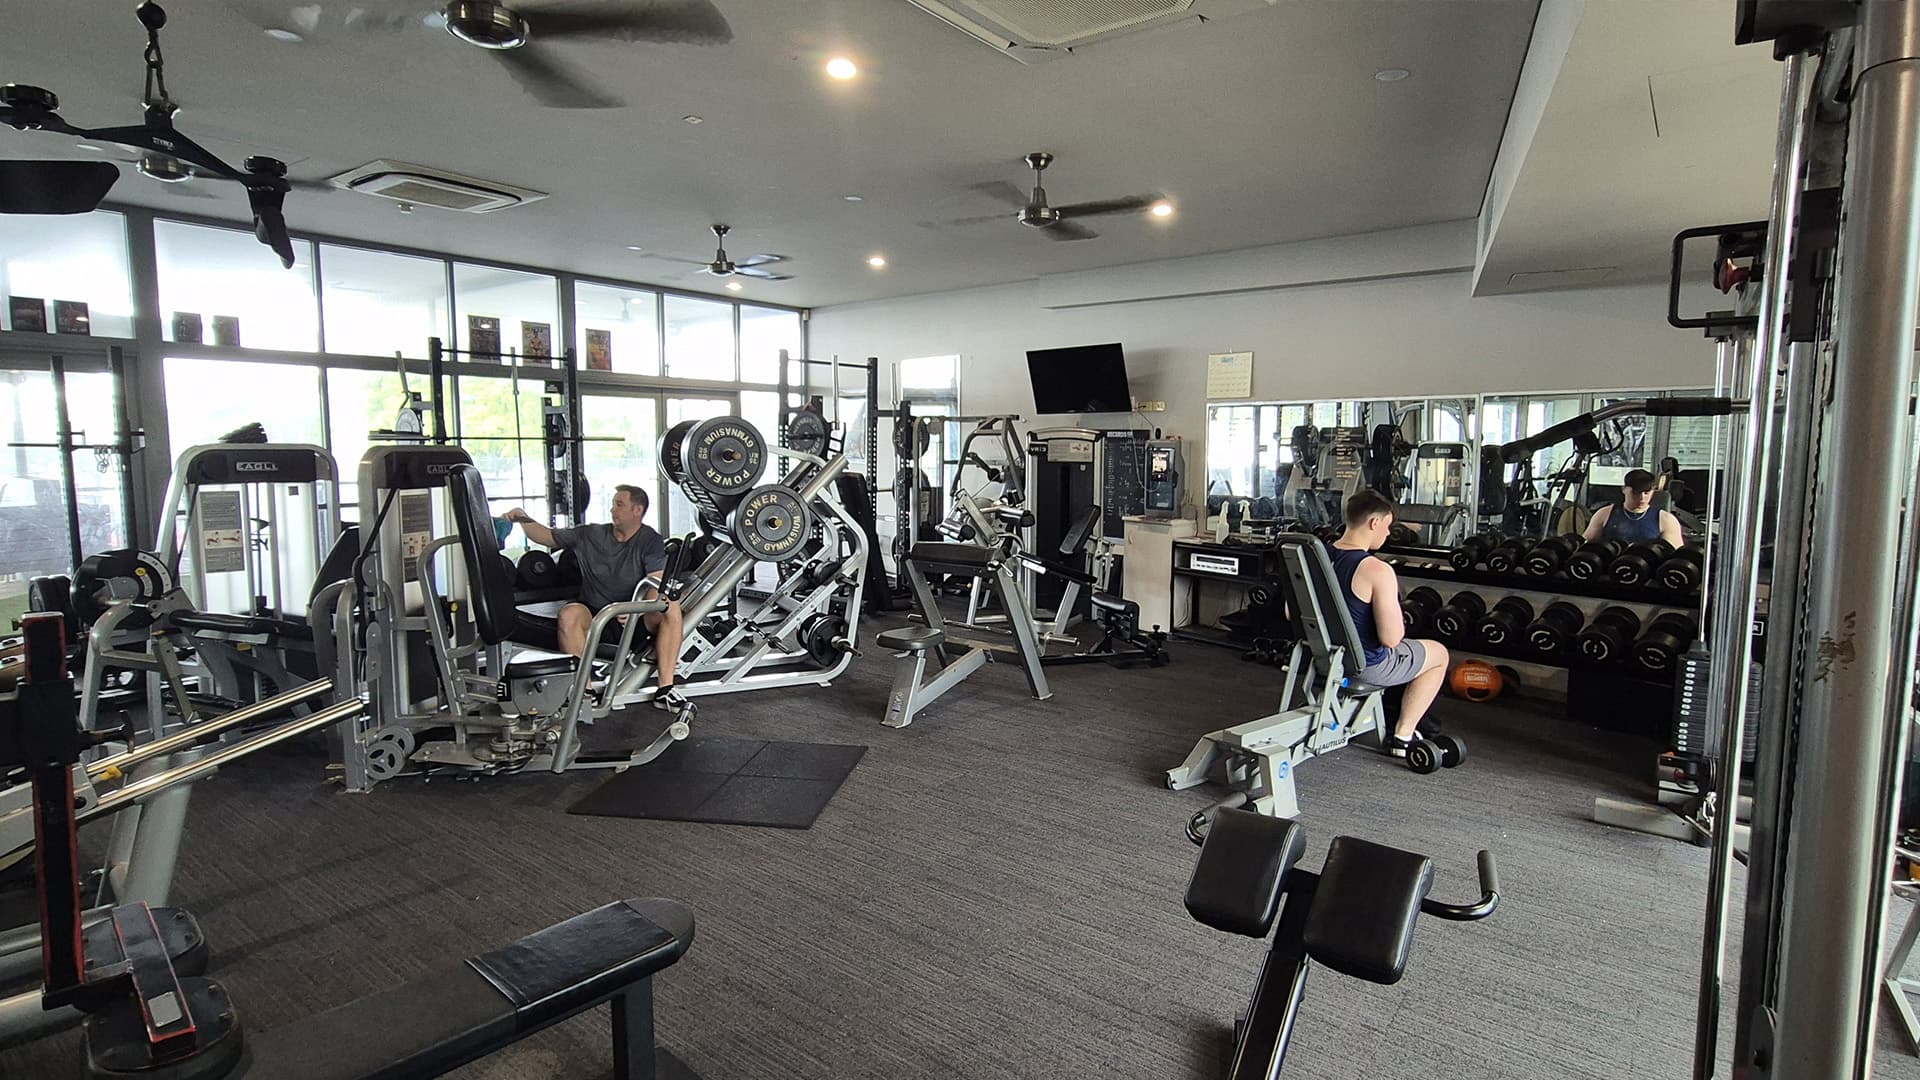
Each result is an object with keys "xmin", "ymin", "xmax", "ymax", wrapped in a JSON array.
[{"xmin": 1026, "ymin": 342, "xmax": 1132, "ymax": 414}]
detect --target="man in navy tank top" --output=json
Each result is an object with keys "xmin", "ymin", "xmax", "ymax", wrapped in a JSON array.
[
  {"xmin": 1582, "ymin": 468, "xmax": 1687, "ymax": 549},
  {"xmin": 1326, "ymin": 489, "xmax": 1450, "ymax": 756}
]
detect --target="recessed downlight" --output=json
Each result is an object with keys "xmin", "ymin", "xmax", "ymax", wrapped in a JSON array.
[
  {"xmin": 682, "ymin": 114, "xmax": 704, "ymax": 125},
  {"xmin": 826, "ymin": 57, "xmax": 859, "ymax": 80},
  {"xmin": 843, "ymin": 195, "xmax": 864, "ymax": 202},
  {"xmin": 1374, "ymin": 68, "xmax": 1411, "ymax": 82},
  {"xmin": 625, "ymin": 244, "xmax": 644, "ymax": 251},
  {"xmin": 264, "ymin": 27, "xmax": 303, "ymax": 42},
  {"xmin": 1150, "ymin": 201, "xmax": 1174, "ymax": 218},
  {"xmin": 724, "ymin": 280, "xmax": 744, "ymax": 292},
  {"xmin": 867, "ymin": 255, "xmax": 887, "ymax": 268}
]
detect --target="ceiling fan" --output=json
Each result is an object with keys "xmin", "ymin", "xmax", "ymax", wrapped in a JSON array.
[
  {"xmin": 335, "ymin": 0, "xmax": 733, "ymax": 109},
  {"xmin": 653, "ymin": 224, "xmax": 791, "ymax": 281},
  {"xmin": 940, "ymin": 152, "xmax": 1167, "ymax": 241}
]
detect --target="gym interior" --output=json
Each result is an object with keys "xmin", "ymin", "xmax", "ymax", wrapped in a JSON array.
[{"xmin": 1, "ymin": 2, "xmax": 1917, "ymax": 1078}]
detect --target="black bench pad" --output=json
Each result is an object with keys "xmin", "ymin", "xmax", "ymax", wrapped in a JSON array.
[
  {"xmin": 1302, "ymin": 836, "xmax": 1434, "ymax": 985},
  {"xmin": 173, "ymin": 610, "xmax": 312, "ymax": 641},
  {"xmin": 240, "ymin": 898, "xmax": 693, "ymax": 1080},
  {"xmin": 907, "ymin": 543, "xmax": 995, "ymax": 575},
  {"xmin": 1185, "ymin": 808, "xmax": 1304, "ymax": 939}
]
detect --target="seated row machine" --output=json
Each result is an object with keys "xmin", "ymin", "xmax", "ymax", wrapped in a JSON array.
[{"xmin": 1184, "ymin": 797, "xmax": 1500, "ymax": 1078}]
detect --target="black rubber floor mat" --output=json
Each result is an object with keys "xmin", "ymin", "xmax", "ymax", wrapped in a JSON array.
[{"xmin": 567, "ymin": 738, "xmax": 868, "ymax": 829}]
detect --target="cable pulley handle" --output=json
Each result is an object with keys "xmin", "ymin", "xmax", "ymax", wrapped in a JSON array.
[{"xmin": 1421, "ymin": 850, "xmax": 1500, "ymax": 921}]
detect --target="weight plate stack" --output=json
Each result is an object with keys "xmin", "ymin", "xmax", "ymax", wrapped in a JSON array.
[
  {"xmin": 683, "ymin": 417, "xmax": 769, "ymax": 521},
  {"xmin": 786, "ymin": 410, "xmax": 829, "ymax": 456},
  {"xmin": 658, "ymin": 419, "xmax": 699, "ymax": 487},
  {"xmin": 732, "ymin": 484, "xmax": 812, "ymax": 563}
]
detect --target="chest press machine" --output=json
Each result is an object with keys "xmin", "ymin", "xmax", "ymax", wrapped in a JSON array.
[{"xmin": 1165, "ymin": 534, "xmax": 1396, "ymax": 817}]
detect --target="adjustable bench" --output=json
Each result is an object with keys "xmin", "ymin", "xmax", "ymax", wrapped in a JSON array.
[
  {"xmin": 1183, "ymin": 805, "xmax": 1498, "ymax": 1079},
  {"xmin": 231, "ymin": 897, "xmax": 698, "ymax": 1080},
  {"xmin": 1166, "ymin": 534, "xmax": 1385, "ymax": 817}
]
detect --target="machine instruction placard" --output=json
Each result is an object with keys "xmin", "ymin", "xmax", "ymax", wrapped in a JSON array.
[
  {"xmin": 401, "ymin": 492, "xmax": 433, "ymax": 582},
  {"xmin": 197, "ymin": 490, "xmax": 246, "ymax": 574}
]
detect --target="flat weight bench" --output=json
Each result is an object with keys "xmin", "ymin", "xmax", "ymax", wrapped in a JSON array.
[
  {"xmin": 876, "ymin": 625, "xmax": 989, "ymax": 729},
  {"xmin": 210, "ymin": 897, "xmax": 698, "ymax": 1080},
  {"xmin": 1183, "ymin": 805, "xmax": 1499, "ymax": 1079}
]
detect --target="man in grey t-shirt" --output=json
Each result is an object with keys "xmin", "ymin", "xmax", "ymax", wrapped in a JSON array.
[{"xmin": 506, "ymin": 484, "xmax": 686, "ymax": 711}]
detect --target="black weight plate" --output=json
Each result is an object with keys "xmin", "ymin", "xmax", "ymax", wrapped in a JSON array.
[
  {"xmin": 733, "ymin": 484, "xmax": 812, "ymax": 563},
  {"xmin": 658, "ymin": 419, "xmax": 698, "ymax": 485},
  {"xmin": 787, "ymin": 410, "xmax": 829, "ymax": 455},
  {"xmin": 686, "ymin": 417, "xmax": 767, "ymax": 498}
]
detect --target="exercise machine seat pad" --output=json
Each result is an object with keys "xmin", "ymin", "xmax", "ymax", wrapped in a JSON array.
[
  {"xmin": 1302, "ymin": 835, "xmax": 1435, "ymax": 985},
  {"xmin": 1090, "ymin": 593, "xmax": 1135, "ymax": 617},
  {"xmin": 238, "ymin": 898, "xmax": 693, "ymax": 1080},
  {"xmin": 1185, "ymin": 808, "xmax": 1305, "ymax": 938},
  {"xmin": 907, "ymin": 542, "xmax": 995, "ymax": 573},
  {"xmin": 505, "ymin": 648, "xmax": 579, "ymax": 679},
  {"xmin": 307, "ymin": 526, "xmax": 362, "ymax": 605},
  {"xmin": 512, "ymin": 600, "xmax": 650, "ymax": 659},
  {"xmin": 876, "ymin": 626, "xmax": 944, "ymax": 651},
  {"xmin": 446, "ymin": 464, "xmax": 522, "ymax": 647}
]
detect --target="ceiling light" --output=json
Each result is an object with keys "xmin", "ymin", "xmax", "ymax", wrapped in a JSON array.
[
  {"xmin": 682, "ymin": 114, "xmax": 704, "ymax": 125},
  {"xmin": 826, "ymin": 57, "xmax": 859, "ymax": 80},
  {"xmin": 264, "ymin": 27, "xmax": 303, "ymax": 42},
  {"xmin": 625, "ymin": 244, "xmax": 644, "ymax": 251},
  {"xmin": 725, "ymin": 281, "xmax": 744, "ymax": 292},
  {"xmin": 867, "ymin": 255, "xmax": 887, "ymax": 268},
  {"xmin": 1150, "ymin": 201, "xmax": 1174, "ymax": 218},
  {"xmin": 843, "ymin": 195, "xmax": 864, "ymax": 202},
  {"xmin": 1374, "ymin": 68, "xmax": 1411, "ymax": 82}
]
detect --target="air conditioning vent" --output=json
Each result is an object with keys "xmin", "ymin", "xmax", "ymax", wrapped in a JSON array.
[
  {"xmin": 908, "ymin": 0, "xmax": 1276, "ymax": 61},
  {"xmin": 326, "ymin": 160, "xmax": 547, "ymax": 213}
]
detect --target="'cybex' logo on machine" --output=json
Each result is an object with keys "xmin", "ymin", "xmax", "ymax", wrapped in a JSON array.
[{"xmin": 234, "ymin": 461, "xmax": 279, "ymax": 472}]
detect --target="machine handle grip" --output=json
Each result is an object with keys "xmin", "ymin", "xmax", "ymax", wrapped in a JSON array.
[{"xmin": 1421, "ymin": 850, "xmax": 1501, "ymax": 921}]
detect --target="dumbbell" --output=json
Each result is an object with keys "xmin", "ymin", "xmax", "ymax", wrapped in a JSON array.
[
  {"xmin": 1523, "ymin": 601, "xmax": 1585, "ymax": 655},
  {"xmin": 1314, "ymin": 523, "xmax": 1343, "ymax": 543},
  {"xmin": 1609, "ymin": 541, "xmax": 1676, "ymax": 586},
  {"xmin": 1655, "ymin": 548, "xmax": 1705, "ymax": 592},
  {"xmin": 1401, "ymin": 586, "xmax": 1443, "ymax": 636},
  {"xmin": 1475, "ymin": 595, "xmax": 1536, "ymax": 646},
  {"xmin": 1431, "ymin": 591, "xmax": 1487, "ymax": 642},
  {"xmin": 1450, "ymin": 533, "xmax": 1500, "ymax": 571},
  {"xmin": 1634, "ymin": 612, "xmax": 1700, "ymax": 672},
  {"xmin": 1576, "ymin": 605, "xmax": 1643, "ymax": 663},
  {"xmin": 1523, "ymin": 535, "xmax": 1581, "ymax": 577},
  {"xmin": 499, "ymin": 554, "xmax": 519, "ymax": 584},
  {"xmin": 1386, "ymin": 523, "xmax": 1418, "ymax": 547},
  {"xmin": 517, "ymin": 549, "xmax": 560, "ymax": 590},
  {"xmin": 1484, "ymin": 536, "xmax": 1536, "ymax": 574},
  {"xmin": 1566, "ymin": 539, "xmax": 1626, "ymax": 581}
]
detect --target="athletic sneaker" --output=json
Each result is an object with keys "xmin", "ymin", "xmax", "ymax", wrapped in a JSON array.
[
  {"xmin": 1386, "ymin": 735, "xmax": 1418, "ymax": 757},
  {"xmin": 653, "ymin": 685, "xmax": 691, "ymax": 713}
]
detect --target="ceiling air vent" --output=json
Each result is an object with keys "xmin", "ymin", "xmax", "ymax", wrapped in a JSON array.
[
  {"xmin": 326, "ymin": 160, "xmax": 547, "ymax": 213},
  {"xmin": 907, "ymin": 0, "xmax": 1277, "ymax": 62}
]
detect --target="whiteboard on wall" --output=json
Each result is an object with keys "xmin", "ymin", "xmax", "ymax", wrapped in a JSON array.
[{"xmin": 1206, "ymin": 351, "xmax": 1253, "ymax": 398}]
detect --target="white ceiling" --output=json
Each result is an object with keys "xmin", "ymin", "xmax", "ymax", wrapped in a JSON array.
[
  {"xmin": 1473, "ymin": 0, "xmax": 1780, "ymax": 295},
  {"xmin": 0, "ymin": 0, "xmax": 1540, "ymax": 308}
]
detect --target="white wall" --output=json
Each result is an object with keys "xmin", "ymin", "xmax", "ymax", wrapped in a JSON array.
[{"xmin": 809, "ymin": 242, "xmax": 1713, "ymax": 506}]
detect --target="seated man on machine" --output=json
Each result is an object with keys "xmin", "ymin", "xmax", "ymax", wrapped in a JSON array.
[
  {"xmin": 1582, "ymin": 467, "xmax": 1688, "ymax": 549},
  {"xmin": 1325, "ymin": 488, "xmax": 1449, "ymax": 756},
  {"xmin": 504, "ymin": 485, "xmax": 688, "ymax": 712}
]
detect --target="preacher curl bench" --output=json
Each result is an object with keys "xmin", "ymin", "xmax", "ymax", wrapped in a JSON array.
[{"xmin": 1184, "ymin": 798, "xmax": 1499, "ymax": 1078}]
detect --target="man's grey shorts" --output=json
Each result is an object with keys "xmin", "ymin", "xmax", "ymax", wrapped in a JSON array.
[{"xmin": 1359, "ymin": 639, "xmax": 1428, "ymax": 687}]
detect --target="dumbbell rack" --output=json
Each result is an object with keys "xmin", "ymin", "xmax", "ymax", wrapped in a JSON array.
[{"xmin": 1379, "ymin": 546, "xmax": 1703, "ymax": 706}]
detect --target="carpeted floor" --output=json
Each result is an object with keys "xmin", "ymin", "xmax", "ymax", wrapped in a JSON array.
[{"xmin": 4, "ymin": 629, "xmax": 1919, "ymax": 1079}]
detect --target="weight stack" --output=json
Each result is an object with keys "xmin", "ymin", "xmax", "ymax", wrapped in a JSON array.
[{"xmin": 1669, "ymin": 644, "xmax": 1762, "ymax": 765}]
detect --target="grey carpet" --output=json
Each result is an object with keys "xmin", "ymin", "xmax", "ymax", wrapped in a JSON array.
[{"xmin": 4, "ymin": 632, "xmax": 1919, "ymax": 1079}]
